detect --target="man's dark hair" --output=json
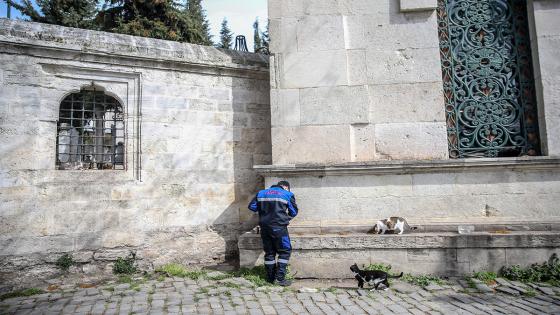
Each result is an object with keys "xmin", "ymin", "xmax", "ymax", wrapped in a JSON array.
[{"xmin": 277, "ymin": 181, "xmax": 290, "ymax": 190}]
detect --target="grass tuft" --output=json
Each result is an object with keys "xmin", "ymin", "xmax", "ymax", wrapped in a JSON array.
[
  {"xmin": 155, "ymin": 263, "xmax": 207, "ymax": 280},
  {"xmin": 0, "ymin": 288, "xmax": 45, "ymax": 300},
  {"xmin": 118, "ymin": 275, "xmax": 133, "ymax": 284},
  {"xmin": 465, "ymin": 277, "xmax": 477, "ymax": 289},
  {"xmin": 524, "ymin": 288, "xmax": 537, "ymax": 297},
  {"xmin": 231, "ymin": 266, "xmax": 271, "ymax": 287},
  {"xmin": 472, "ymin": 271, "xmax": 497, "ymax": 285},
  {"xmin": 403, "ymin": 274, "xmax": 447, "ymax": 288},
  {"xmin": 222, "ymin": 282, "xmax": 241, "ymax": 289},
  {"xmin": 325, "ymin": 287, "xmax": 338, "ymax": 293}
]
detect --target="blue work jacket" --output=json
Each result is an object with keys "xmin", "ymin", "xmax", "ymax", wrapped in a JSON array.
[{"xmin": 248, "ymin": 186, "xmax": 298, "ymax": 226}]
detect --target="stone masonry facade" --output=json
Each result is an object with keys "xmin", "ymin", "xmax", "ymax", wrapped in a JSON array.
[
  {"xmin": 3, "ymin": 0, "xmax": 560, "ymax": 289},
  {"xmin": 237, "ymin": 0, "xmax": 560, "ymax": 277},
  {"xmin": 0, "ymin": 19, "xmax": 270, "ymax": 289},
  {"xmin": 262, "ymin": 0, "xmax": 560, "ymax": 226}
]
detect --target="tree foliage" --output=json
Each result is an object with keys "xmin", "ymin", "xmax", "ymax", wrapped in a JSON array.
[
  {"xmin": 99, "ymin": 0, "xmax": 193, "ymax": 42},
  {"xmin": 6, "ymin": 0, "xmax": 99, "ymax": 29},
  {"xmin": 7, "ymin": 0, "xmax": 214, "ymax": 45},
  {"xmin": 218, "ymin": 18, "xmax": 233, "ymax": 49},
  {"xmin": 252, "ymin": 17, "xmax": 269, "ymax": 54}
]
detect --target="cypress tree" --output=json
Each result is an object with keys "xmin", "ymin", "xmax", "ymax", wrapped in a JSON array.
[
  {"xmin": 218, "ymin": 18, "xmax": 233, "ymax": 49},
  {"xmin": 261, "ymin": 19, "xmax": 269, "ymax": 54},
  {"xmin": 253, "ymin": 17, "xmax": 262, "ymax": 52},
  {"xmin": 185, "ymin": 0, "xmax": 213, "ymax": 45}
]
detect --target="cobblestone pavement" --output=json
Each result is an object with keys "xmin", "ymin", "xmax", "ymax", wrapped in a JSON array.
[{"xmin": 2, "ymin": 276, "xmax": 560, "ymax": 315}]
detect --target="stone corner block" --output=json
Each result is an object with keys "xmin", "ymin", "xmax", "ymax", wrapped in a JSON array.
[{"xmin": 400, "ymin": 0, "xmax": 438, "ymax": 12}]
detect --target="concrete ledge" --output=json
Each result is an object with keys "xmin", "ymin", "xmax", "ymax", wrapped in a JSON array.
[
  {"xmin": 400, "ymin": 0, "xmax": 438, "ymax": 12},
  {"xmin": 255, "ymin": 157, "xmax": 560, "ymax": 176},
  {"xmin": 239, "ymin": 231, "xmax": 560, "ymax": 277}
]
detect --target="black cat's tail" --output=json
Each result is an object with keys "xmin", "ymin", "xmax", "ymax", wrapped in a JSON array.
[{"xmin": 388, "ymin": 272, "xmax": 404, "ymax": 279}]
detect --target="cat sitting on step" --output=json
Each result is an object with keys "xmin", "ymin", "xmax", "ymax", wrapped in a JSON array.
[{"xmin": 368, "ymin": 217, "xmax": 416, "ymax": 235}]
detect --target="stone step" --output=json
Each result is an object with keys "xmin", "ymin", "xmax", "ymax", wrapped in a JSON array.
[{"xmin": 239, "ymin": 230, "xmax": 560, "ymax": 278}]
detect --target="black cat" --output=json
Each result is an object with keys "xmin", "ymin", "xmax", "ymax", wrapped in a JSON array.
[{"xmin": 350, "ymin": 263, "xmax": 403, "ymax": 290}]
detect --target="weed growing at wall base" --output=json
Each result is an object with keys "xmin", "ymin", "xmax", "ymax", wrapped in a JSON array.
[
  {"xmin": 472, "ymin": 271, "xmax": 498, "ymax": 285},
  {"xmin": 231, "ymin": 266, "xmax": 270, "ymax": 287},
  {"xmin": 365, "ymin": 263, "xmax": 393, "ymax": 274},
  {"xmin": 155, "ymin": 263, "xmax": 207, "ymax": 280},
  {"xmin": 55, "ymin": 253, "xmax": 74, "ymax": 271},
  {"xmin": 500, "ymin": 254, "xmax": 560, "ymax": 283},
  {"xmin": 365, "ymin": 263, "xmax": 446, "ymax": 287},
  {"xmin": 403, "ymin": 274, "xmax": 447, "ymax": 287},
  {"xmin": 113, "ymin": 253, "xmax": 137, "ymax": 275}
]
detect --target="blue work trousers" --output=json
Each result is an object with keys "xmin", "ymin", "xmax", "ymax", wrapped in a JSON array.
[{"xmin": 260, "ymin": 225, "xmax": 291, "ymax": 281}]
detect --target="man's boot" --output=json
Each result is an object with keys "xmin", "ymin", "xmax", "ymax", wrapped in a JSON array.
[
  {"xmin": 264, "ymin": 262, "xmax": 276, "ymax": 284},
  {"xmin": 274, "ymin": 262, "xmax": 291, "ymax": 286}
]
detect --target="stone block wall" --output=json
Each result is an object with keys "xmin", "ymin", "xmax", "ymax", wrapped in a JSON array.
[
  {"xmin": 268, "ymin": 0, "xmax": 448, "ymax": 164},
  {"xmin": 268, "ymin": 0, "xmax": 560, "ymax": 164},
  {"xmin": 261, "ymin": 158, "xmax": 560, "ymax": 226},
  {"xmin": 0, "ymin": 19, "xmax": 270, "ymax": 289}
]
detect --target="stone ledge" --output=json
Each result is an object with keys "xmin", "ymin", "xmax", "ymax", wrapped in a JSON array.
[
  {"xmin": 400, "ymin": 0, "xmax": 438, "ymax": 12},
  {"xmin": 239, "ymin": 231, "xmax": 560, "ymax": 250},
  {"xmin": 254, "ymin": 156, "xmax": 560, "ymax": 176},
  {"xmin": 0, "ymin": 19, "xmax": 268, "ymax": 74},
  {"xmin": 286, "ymin": 221, "xmax": 560, "ymax": 235}
]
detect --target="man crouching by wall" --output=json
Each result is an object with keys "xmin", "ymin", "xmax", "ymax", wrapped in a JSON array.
[{"xmin": 248, "ymin": 181, "xmax": 298, "ymax": 286}]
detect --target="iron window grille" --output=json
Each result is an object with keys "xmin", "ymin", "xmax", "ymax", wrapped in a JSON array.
[
  {"xmin": 56, "ymin": 89, "xmax": 125, "ymax": 170},
  {"xmin": 437, "ymin": 0, "xmax": 541, "ymax": 158}
]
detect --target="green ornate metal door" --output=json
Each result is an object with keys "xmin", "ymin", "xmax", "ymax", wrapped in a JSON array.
[{"xmin": 437, "ymin": 0, "xmax": 541, "ymax": 158}]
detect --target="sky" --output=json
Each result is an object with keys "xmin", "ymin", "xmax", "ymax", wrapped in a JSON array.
[{"xmin": 0, "ymin": 0, "xmax": 268, "ymax": 52}]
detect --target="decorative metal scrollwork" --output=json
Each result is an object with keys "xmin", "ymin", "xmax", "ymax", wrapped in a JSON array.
[{"xmin": 437, "ymin": 0, "xmax": 540, "ymax": 158}]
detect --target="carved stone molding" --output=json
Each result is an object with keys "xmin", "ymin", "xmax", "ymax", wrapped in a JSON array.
[
  {"xmin": 400, "ymin": 0, "xmax": 438, "ymax": 12},
  {"xmin": 255, "ymin": 157, "xmax": 560, "ymax": 177}
]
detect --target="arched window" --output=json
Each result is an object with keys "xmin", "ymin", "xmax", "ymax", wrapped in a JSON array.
[
  {"xmin": 56, "ymin": 88, "xmax": 125, "ymax": 170},
  {"xmin": 437, "ymin": 0, "xmax": 541, "ymax": 158}
]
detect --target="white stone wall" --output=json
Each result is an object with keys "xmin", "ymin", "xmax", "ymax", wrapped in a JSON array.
[
  {"xmin": 265, "ymin": 162, "xmax": 560, "ymax": 226},
  {"xmin": 0, "ymin": 19, "xmax": 270, "ymax": 284},
  {"xmin": 268, "ymin": 0, "xmax": 447, "ymax": 164},
  {"xmin": 529, "ymin": 0, "xmax": 560, "ymax": 156}
]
